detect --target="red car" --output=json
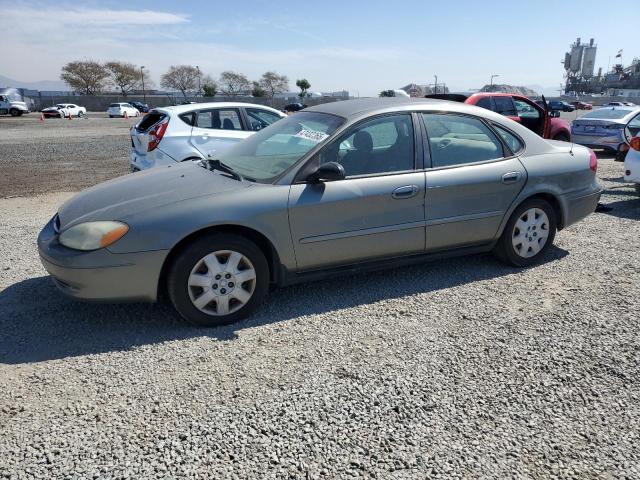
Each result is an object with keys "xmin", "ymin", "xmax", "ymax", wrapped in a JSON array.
[
  {"xmin": 426, "ymin": 93, "xmax": 572, "ymax": 142},
  {"xmin": 571, "ymin": 101, "xmax": 593, "ymax": 110}
]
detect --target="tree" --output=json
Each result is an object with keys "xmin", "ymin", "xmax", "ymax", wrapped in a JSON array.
[
  {"xmin": 201, "ymin": 75, "xmax": 218, "ymax": 97},
  {"xmin": 60, "ymin": 60, "xmax": 109, "ymax": 95},
  {"xmin": 219, "ymin": 71, "xmax": 251, "ymax": 96},
  {"xmin": 296, "ymin": 78, "xmax": 311, "ymax": 100},
  {"xmin": 251, "ymin": 81, "xmax": 267, "ymax": 97},
  {"xmin": 379, "ymin": 90, "xmax": 395, "ymax": 97},
  {"xmin": 160, "ymin": 65, "xmax": 199, "ymax": 98},
  {"xmin": 105, "ymin": 61, "xmax": 145, "ymax": 96},
  {"xmin": 259, "ymin": 71, "xmax": 289, "ymax": 98}
]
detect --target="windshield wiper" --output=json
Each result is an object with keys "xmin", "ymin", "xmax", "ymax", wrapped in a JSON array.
[{"xmin": 205, "ymin": 158, "xmax": 243, "ymax": 181}]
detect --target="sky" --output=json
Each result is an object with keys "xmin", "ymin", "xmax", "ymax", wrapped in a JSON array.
[{"xmin": 0, "ymin": 0, "xmax": 634, "ymax": 96}]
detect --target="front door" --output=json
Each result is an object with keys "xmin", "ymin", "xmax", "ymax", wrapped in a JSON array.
[
  {"xmin": 190, "ymin": 108, "xmax": 250, "ymax": 158},
  {"xmin": 421, "ymin": 113, "xmax": 526, "ymax": 251},
  {"xmin": 288, "ymin": 113, "xmax": 426, "ymax": 270}
]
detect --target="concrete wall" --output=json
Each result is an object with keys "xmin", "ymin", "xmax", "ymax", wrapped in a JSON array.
[{"xmin": 33, "ymin": 94, "xmax": 343, "ymax": 112}]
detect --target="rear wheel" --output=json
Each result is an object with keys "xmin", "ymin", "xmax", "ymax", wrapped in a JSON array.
[
  {"xmin": 494, "ymin": 198, "xmax": 557, "ymax": 267},
  {"xmin": 615, "ymin": 150, "xmax": 627, "ymax": 162},
  {"xmin": 167, "ymin": 233, "xmax": 269, "ymax": 327},
  {"xmin": 78, "ymin": 111, "xmax": 85, "ymax": 118}
]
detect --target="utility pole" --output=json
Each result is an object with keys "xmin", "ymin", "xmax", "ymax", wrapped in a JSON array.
[
  {"xmin": 433, "ymin": 75, "xmax": 438, "ymax": 94},
  {"xmin": 490, "ymin": 74, "xmax": 499, "ymax": 86},
  {"xmin": 140, "ymin": 66, "xmax": 146, "ymax": 103}
]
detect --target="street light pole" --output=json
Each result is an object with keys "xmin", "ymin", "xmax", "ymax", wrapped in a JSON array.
[
  {"xmin": 196, "ymin": 65, "xmax": 201, "ymax": 97},
  {"xmin": 140, "ymin": 66, "xmax": 146, "ymax": 103},
  {"xmin": 490, "ymin": 74, "xmax": 499, "ymax": 86},
  {"xmin": 433, "ymin": 74, "xmax": 438, "ymax": 94}
]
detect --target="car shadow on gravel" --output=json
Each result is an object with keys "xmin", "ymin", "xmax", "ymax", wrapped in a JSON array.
[
  {"xmin": 597, "ymin": 198, "xmax": 640, "ymax": 220},
  {"xmin": 0, "ymin": 248, "xmax": 568, "ymax": 364}
]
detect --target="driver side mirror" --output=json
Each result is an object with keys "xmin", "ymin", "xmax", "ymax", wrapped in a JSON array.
[
  {"xmin": 549, "ymin": 110, "xmax": 560, "ymax": 118},
  {"xmin": 306, "ymin": 162, "xmax": 345, "ymax": 183}
]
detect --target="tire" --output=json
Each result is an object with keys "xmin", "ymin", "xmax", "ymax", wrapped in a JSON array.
[
  {"xmin": 494, "ymin": 198, "xmax": 557, "ymax": 267},
  {"xmin": 615, "ymin": 150, "xmax": 627, "ymax": 162},
  {"xmin": 553, "ymin": 133, "xmax": 570, "ymax": 142},
  {"xmin": 635, "ymin": 184, "xmax": 640, "ymax": 196},
  {"xmin": 9, "ymin": 108, "xmax": 19, "ymax": 117},
  {"xmin": 167, "ymin": 233, "xmax": 270, "ymax": 327},
  {"xmin": 109, "ymin": 115, "xmax": 114, "ymax": 118},
  {"xmin": 78, "ymin": 111, "xmax": 84, "ymax": 118}
]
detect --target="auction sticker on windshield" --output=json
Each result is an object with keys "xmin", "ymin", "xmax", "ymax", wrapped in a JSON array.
[{"xmin": 294, "ymin": 129, "xmax": 329, "ymax": 143}]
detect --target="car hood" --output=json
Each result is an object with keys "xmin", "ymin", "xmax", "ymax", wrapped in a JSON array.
[{"xmin": 58, "ymin": 162, "xmax": 251, "ymax": 229}]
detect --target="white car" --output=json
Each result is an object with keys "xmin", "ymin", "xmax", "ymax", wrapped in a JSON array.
[
  {"xmin": 623, "ymin": 116, "xmax": 640, "ymax": 195},
  {"xmin": 108, "ymin": 103, "xmax": 140, "ymax": 118},
  {"xmin": 129, "ymin": 102, "xmax": 286, "ymax": 171},
  {"xmin": 41, "ymin": 103, "xmax": 86, "ymax": 118}
]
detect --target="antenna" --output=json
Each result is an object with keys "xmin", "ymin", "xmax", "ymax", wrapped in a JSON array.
[{"xmin": 569, "ymin": 103, "xmax": 578, "ymax": 155}]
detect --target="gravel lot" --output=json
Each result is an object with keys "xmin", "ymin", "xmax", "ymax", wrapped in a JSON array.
[{"xmin": 1, "ymin": 114, "xmax": 639, "ymax": 478}]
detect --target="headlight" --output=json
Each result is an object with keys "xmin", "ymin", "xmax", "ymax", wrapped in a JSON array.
[{"xmin": 58, "ymin": 221, "xmax": 129, "ymax": 251}]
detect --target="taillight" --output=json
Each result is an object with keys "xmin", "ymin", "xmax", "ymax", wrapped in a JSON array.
[
  {"xmin": 630, "ymin": 137, "xmax": 640, "ymax": 152},
  {"xmin": 148, "ymin": 118, "xmax": 169, "ymax": 152},
  {"xmin": 588, "ymin": 148, "xmax": 597, "ymax": 173}
]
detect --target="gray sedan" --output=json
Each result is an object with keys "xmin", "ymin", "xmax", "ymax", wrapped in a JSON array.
[{"xmin": 38, "ymin": 98, "xmax": 602, "ymax": 326}]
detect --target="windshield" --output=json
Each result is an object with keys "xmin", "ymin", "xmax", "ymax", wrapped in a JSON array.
[
  {"xmin": 582, "ymin": 108, "xmax": 634, "ymax": 120},
  {"xmin": 215, "ymin": 111, "xmax": 345, "ymax": 182}
]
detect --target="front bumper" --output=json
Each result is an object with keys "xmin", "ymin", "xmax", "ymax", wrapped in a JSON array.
[{"xmin": 38, "ymin": 216, "xmax": 168, "ymax": 302}]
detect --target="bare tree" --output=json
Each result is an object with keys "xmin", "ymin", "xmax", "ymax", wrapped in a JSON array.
[
  {"xmin": 161, "ymin": 65, "xmax": 199, "ymax": 99},
  {"xmin": 259, "ymin": 71, "xmax": 289, "ymax": 98},
  {"xmin": 105, "ymin": 61, "xmax": 146, "ymax": 96},
  {"xmin": 60, "ymin": 60, "xmax": 109, "ymax": 95},
  {"xmin": 219, "ymin": 71, "xmax": 250, "ymax": 96}
]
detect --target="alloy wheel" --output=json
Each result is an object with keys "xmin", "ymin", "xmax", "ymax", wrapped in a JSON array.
[
  {"xmin": 187, "ymin": 250, "xmax": 257, "ymax": 316},
  {"xmin": 512, "ymin": 208, "xmax": 550, "ymax": 258}
]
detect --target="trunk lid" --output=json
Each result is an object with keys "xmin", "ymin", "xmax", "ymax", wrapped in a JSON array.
[{"xmin": 131, "ymin": 111, "xmax": 167, "ymax": 154}]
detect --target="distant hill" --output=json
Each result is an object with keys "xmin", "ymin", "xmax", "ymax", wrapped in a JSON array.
[
  {"xmin": 479, "ymin": 84, "xmax": 539, "ymax": 97},
  {"xmin": 0, "ymin": 74, "xmax": 68, "ymax": 91}
]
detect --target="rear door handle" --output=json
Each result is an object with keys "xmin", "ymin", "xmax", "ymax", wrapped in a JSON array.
[
  {"xmin": 502, "ymin": 172, "xmax": 522, "ymax": 184},
  {"xmin": 392, "ymin": 185, "xmax": 420, "ymax": 199}
]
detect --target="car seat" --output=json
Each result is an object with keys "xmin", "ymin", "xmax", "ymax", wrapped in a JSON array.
[{"xmin": 341, "ymin": 131, "xmax": 373, "ymax": 176}]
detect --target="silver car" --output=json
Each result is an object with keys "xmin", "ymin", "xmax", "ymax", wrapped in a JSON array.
[
  {"xmin": 38, "ymin": 98, "xmax": 602, "ymax": 326},
  {"xmin": 129, "ymin": 103, "xmax": 286, "ymax": 171},
  {"xmin": 571, "ymin": 106, "xmax": 640, "ymax": 161}
]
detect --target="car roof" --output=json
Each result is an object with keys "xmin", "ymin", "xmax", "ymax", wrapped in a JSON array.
[
  {"xmin": 156, "ymin": 102, "xmax": 284, "ymax": 115},
  {"xmin": 305, "ymin": 97, "xmax": 460, "ymax": 118}
]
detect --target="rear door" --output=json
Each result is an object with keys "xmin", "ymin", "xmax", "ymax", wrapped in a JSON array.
[
  {"xmin": 421, "ymin": 113, "xmax": 526, "ymax": 251},
  {"xmin": 190, "ymin": 107, "xmax": 251, "ymax": 158}
]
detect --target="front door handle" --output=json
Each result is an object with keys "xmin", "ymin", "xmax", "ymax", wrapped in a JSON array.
[
  {"xmin": 502, "ymin": 172, "xmax": 522, "ymax": 184},
  {"xmin": 392, "ymin": 185, "xmax": 420, "ymax": 199}
]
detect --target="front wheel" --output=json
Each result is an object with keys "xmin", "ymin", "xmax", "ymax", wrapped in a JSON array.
[
  {"xmin": 167, "ymin": 233, "xmax": 270, "ymax": 327},
  {"xmin": 494, "ymin": 198, "xmax": 557, "ymax": 267},
  {"xmin": 9, "ymin": 109, "xmax": 20, "ymax": 117}
]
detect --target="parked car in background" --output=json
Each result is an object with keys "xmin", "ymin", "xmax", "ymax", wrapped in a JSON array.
[
  {"xmin": 571, "ymin": 106, "xmax": 640, "ymax": 161},
  {"xmin": 129, "ymin": 102, "xmax": 286, "ymax": 171},
  {"xmin": 39, "ymin": 98, "xmax": 601, "ymax": 326},
  {"xmin": 129, "ymin": 101, "xmax": 149, "ymax": 113},
  {"xmin": 623, "ymin": 116, "xmax": 640, "ymax": 194},
  {"xmin": 571, "ymin": 101, "xmax": 593, "ymax": 110},
  {"xmin": 41, "ymin": 103, "xmax": 86, "ymax": 118},
  {"xmin": 547, "ymin": 100, "xmax": 575, "ymax": 112},
  {"xmin": 427, "ymin": 92, "xmax": 572, "ymax": 141},
  {"xmin": 107, "ymin": 103, "xmax": 140, "ymax": 118},
  {"xmin": 283, "ymin": 103, "xmax": 306, "ymax": 113}
]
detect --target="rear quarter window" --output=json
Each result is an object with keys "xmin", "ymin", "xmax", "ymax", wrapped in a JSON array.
[{"xmin": 136, "ymin": 112, "xmax": 166, "ymax": 131}]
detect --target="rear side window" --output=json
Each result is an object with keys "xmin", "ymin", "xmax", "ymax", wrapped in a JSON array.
[
  {"xmin": 136, "ymin": 112, "xmax": 165, "ymax": 131},
  {"xmin": 492, "ymin": 124, "xmax": 524, "ymax": 154},
  {"xmin": 422, "ymin": 113, "xmax": 504, "ymax": 168},
  {"xmin": 195, "ymin": 108, "xmax": 242, "ymax": 130},
  {"xmin": 109, "ymin": 103, "xmax": 119, "ymax": 107},
  {"xmin": 493, "ymin": 97, "xmax": 518, "ymax": 116},
  {"xmin": 476, "ymin": 97, "xmax": 494, "ymax": 111}
]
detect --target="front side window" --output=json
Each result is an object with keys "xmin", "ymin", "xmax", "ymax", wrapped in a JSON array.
[
  {"xmin": 215, "ymin": 112, "xmax": 344, "ymax": 182},
  {"xmin": 196, "ymin": 108, "xmax": 242, "ymax": 130},
  {"xmin": 318, "ymin": 114, "xmax": 414, "ymax": 177},
  {"xmin": 246, "ymin": 108, "xmax": 283, "ymax": 131},
  {"xmin": 514, "ymin": 99, "xmax": 540, "ymax": 119},
  {"xmin": 493, "ymin": 97, "xmax": 518, "ymax": 116},
  {"xmin": 422, "ymin": 113, "xmax": 504, "ymax": 168}
]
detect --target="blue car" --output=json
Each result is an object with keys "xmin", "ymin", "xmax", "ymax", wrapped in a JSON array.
[
  {"xmin": 571, "ymin": 106, "xmax": 640, "ymax": 161},
  {"xmin": 129, "ymin": 101, "xmax": 149, "ymax": 113}
]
